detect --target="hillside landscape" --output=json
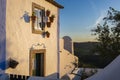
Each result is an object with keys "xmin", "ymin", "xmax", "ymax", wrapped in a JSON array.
[{"xmin": 74, "ymin": 42, "xmax": 114, "ymax": 68}]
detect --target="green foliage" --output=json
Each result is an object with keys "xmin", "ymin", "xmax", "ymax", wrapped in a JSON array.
[
  {"xmin": 92, "ymin": 7, "xmax": 120, "ymax": 59},
  {"xmin": 78, "ymin": 55, "xmax": 111, "ymax": 68}
]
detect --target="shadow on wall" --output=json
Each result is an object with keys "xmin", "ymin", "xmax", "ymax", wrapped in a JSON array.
[
  {"xmin": 28, "ymin": 73, "xmax": 58, "ymax": 80},
  {"xmin": 45, "ymin": 73, "xmax": 58, "ymax": 79},
  {"xmin": 63, "ymin": 36, "xmax": 72, "ymax": 53},
  {"xmin": 21, "ymin": 11, "xmax": 30, "ymax": 23},
  {"xmin": 0, "ymin": 21, "xmax": 6, "ymax": 71},
  {"xmin": 61, "ymin": 74, "xmax": 70, "ymax": 80},
  {"xmin": 0, "ymin": 38, "xmax": 6, "ymax": 71},
  {"xmin": 0, "ymin": 38, "xmax": 19, "ymax": 72},
  {"xmin": 0, "ymin": 0, "xmax": 6, "ymax": 72}
]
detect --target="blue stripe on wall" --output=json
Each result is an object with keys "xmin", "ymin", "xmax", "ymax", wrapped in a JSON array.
[{"xmin": 0, "ymin": 0, "xmax": 6, "ymax": 71}]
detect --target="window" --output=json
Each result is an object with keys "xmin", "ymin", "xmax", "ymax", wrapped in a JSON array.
[{"xmin": 32, "ymin": 3, "xmax": 46, "ymax": 34}]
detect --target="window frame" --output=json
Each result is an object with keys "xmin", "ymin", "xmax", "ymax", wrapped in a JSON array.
[{"xmin": 32, "ymin": 3, "xmax": 45, "ymax": 34}]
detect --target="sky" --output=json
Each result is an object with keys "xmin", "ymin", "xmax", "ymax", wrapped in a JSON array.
[{"xmin": 56, "ymin": 0, "xmax": 120, "ymax": 42}]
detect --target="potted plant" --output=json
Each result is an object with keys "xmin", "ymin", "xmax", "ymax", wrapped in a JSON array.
[
  {"xmin": 9, "ymin": 58, "xmax": 19, "ymax": 69},
  {"xmin": 42, "ymin": 31, "xmax": 46, "ymax": 38},
  {"xmin": 31, "ymin": 12, "xmax": 36, "ymax": 23},
  {"xmin": 39, "ymin": 22, "xmax": 45, "ymax": 30},
  {"xmin": 45, "ymin": 31, "xmax": 50, "ymax": 38},
  {"xmin": 50, "ymin": 14, "xmax": 55, "ymax": 22},
  {"xmin": 46, "ymin": 9, "xmax": 50, "ymax": 17},
  {"xmin": 46, "ymin": 22, "xmax": 51, "ymax": 27}
]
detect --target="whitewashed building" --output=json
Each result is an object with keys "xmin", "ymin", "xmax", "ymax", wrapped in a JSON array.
[
  {"xmin": 0, "ymin": 0, "xmax": 63, "ymax": 78},
  {"xmin": 0, "ymin": 0, "xmax": 78, "ymax": 79}
]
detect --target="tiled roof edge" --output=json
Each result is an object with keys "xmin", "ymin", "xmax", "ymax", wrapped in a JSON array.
[{"xmin": 45, "ymin": 0, "xmax": 64, "ymax": 9}]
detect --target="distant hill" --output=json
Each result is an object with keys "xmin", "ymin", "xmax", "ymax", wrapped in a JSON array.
[
  {"xmin": 74, "ymin": 42, "xmax": 113, "ymax": 68},
  {"xmin": 74, "ymin": 42, "xmax": 99, "ymax": 56}
]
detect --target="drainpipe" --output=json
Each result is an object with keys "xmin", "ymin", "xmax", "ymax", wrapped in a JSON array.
[{"xmin": 57, "ymin": 8, "xmax": 60, "ymax": 79}]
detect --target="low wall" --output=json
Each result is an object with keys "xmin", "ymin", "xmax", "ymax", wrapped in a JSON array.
[
  {"xmin": 60, "ymin": 39, "xmax": 78, "ymax": 78},
  {"xmin": 60, "ymin": 49, "xmax": 78, "ymax": 78}
]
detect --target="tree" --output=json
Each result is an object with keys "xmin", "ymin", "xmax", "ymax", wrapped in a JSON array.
[{"xmin": 92, "ymin": 7, "xmax": 120, "ymax": 59}]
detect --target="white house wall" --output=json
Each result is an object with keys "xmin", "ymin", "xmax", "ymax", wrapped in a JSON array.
[
  {"xmin": 6, "ymin": 0, "xmax": 59, "ymax": 77},
  {"xmin": 60, "ymin": 39, "xmax": 78, "ymax": 78},
  {"xmin": 0, "ymin": 0, "xmax": 6, "ymax": 71}
]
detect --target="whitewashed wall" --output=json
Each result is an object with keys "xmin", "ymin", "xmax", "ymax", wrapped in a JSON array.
[
  {"xmin": 5, "ymin": 0, "xmax": 59, "ymax": 77},
  {"xmin": 60, "ymin": 39, "xmax": 78, "ymax": 78},
  {"xmin": 0, "ymin": 0, "xmax": 6, "ymax": 71}
]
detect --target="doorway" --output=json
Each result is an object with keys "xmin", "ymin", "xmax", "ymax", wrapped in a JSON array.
[{"xmin": 30, "ymin": 49, "xmax": 45, "ymax": 77}]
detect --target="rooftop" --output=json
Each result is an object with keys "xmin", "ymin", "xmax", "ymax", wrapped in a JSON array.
[{"xmin": 45, "ymin": 0, "xmax": 64, "ymax": 9}]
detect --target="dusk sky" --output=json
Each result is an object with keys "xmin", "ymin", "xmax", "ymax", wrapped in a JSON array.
[{"xmin": 56, "ymin": 0, "xmax": 120, "ymax": 42}]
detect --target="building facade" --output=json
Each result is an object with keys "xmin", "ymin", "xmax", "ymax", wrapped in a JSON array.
[{"xmin": 0, "ymin": 0, "xmax": 63, "ymax": 78}]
